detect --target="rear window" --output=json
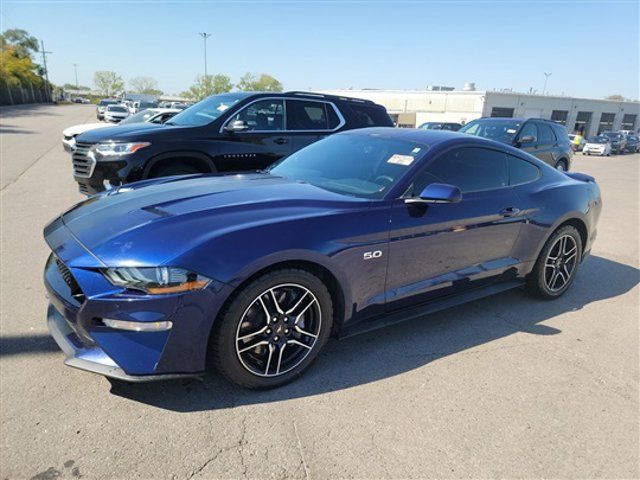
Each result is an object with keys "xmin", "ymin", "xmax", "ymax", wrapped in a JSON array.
[
  {"xmin": 99, "ymin": 100, "xmax": 117, "ymax": 106},
  {"xmin": 345, "ymin": 104, "xmax": 393, "ymax": 128},
  {"xmin": 507, "ymin": 154, "xmax": 540, "ymax": 185}
]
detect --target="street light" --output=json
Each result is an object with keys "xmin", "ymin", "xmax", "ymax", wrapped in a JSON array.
[
  {"xmin": 199, "ymin": 32, "xmax": 211, "ymax": 77},
  {"xmin": 73, "ymin": 63, "xmax": 79, "ymax": 90},
  {"xmin": 542, "ymin": 72, "xmax": 552, "ymax": 95}
]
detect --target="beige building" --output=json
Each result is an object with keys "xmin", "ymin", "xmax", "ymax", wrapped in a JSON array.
[{"xmin": 321, "ymin": 88, "xmax": 640, "ymax": 137}]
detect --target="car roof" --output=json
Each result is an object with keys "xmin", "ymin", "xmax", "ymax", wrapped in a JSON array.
[{"xmin": 338, "ymin": 127, "xmax": 505, "ymax": 149}]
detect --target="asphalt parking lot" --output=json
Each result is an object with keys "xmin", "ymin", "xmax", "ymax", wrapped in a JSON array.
[{"xmin": 1, "ymin": 103, "xmax": 638, "ymax": 479}]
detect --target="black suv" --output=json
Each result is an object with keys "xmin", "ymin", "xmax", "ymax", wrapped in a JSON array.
[
  {"xmin": 73, "ymin": 91, "xmax": 393, "ymax": 195},
  {"xmin": 458, "ymin": 117, "xmax": 573, "ymax": 170}
]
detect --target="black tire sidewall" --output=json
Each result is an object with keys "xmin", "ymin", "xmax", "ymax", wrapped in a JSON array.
[
  {"xmin": 211, "ymin": 269, "xmax": 334, "ymax": 389},
  {"xmin": 528, "ymin": 225, "xmax": 582, "ymax": 299},
  {"xmin": 151, "ymin": 161, "xmax": 201, "ymax": 178}
]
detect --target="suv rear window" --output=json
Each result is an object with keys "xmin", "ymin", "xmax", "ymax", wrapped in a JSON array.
[{"xmin": 346, "ymin": 104, "xmax": 393, "ymax": 128}]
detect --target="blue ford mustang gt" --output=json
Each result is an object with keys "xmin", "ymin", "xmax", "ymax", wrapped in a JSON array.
[{"xmin": 44, "ymin": 128, "xmax": 601, "ymax": 389}]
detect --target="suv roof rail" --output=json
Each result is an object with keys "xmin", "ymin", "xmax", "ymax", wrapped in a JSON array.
[{"xmin": 285, "ymin": 91, "xmax": 375, "ymax": 104}]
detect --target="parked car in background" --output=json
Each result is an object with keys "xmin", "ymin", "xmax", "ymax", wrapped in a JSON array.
[
  {"xmin": 624, "ymin": 134, "xmax": 639, "ymax": 153},
  {"xmin": 62, "ymin": 108, "xmax": 180, "ymax": 152},
  {"xmin": 72, "ymin": 91, "xmax": 394, "ymax": 194},
  {"xmin": 44, "ymin": 128, "xmax": 601, "ymax": 388},
  {"xmin": 118, "ymin": 108, "xmax": 180, "ymax": 125},
  {"xmin": 418, "ymin": 122, "xmax": 462, "ymax": 131},
  {"xmin": 600, "ymin": 131, "xmax": 627, "ymax": 154},
  {"xmin": 459, "ymin": 117, "xmax": 572, "ymax": 170},
  {"xmin": 569, "ymin": 134, "xmax": 586, "ymax": 152},
  {"xmin": 103, "ymin": 105, "xmax": 130, "ymax": 123},
  {"xmin": 96, "ymin": 99, "xmax": 119, "ymax": 120},
  {"xmin": 582, "ymin": 135, "xmax": 612, "ymax": 156},
  {"xmin": 128, "ymin": 101, "xmax": 159, "ymax": 114}
]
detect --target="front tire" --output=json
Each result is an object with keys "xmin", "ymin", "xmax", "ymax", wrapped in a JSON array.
[
  {"xmin": 149, "ymin": 161, "xmax": 201, "ymax": 178},
  {"xmin": 211, "ymin": 269, "xmax": 334, "ymax": 389},
  {"xmin": 526, "ymin": 225, "xmax": 582, "ymax": 300},
  {"xmin": 555, "ymin": 159, "xmax": 568, "ymax": 171}
]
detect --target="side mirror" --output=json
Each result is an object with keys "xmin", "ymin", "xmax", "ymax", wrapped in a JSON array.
[
  {"xmin": 405, "ymin": 183, "xmax": 462, "ymax": 205},
  {"xmin": 224, "ymin": 120, "xmax": 249, "ymax": 132},
  {"xmin": 518, "ymin": 135, "xmax": 536, "ymax": 144}
]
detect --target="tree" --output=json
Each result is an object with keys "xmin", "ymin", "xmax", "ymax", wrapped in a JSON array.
[
  {"xmin": 62, "ymin": 83, "xmax": 91, "ymax": 91},
  {"xmin": 0, "ymin": 29, "xmax": 38, "ymax": 59},
  {"xmin": 129, "ymin": 76, "xmax": 163, "ymax": 96},
  {"xmin": 93, "ymin": 71, "xmax": 124, "ymax": 96},
  {"xmin": 0, "ymin": 29, "xmax": 43, "ymax": 88},
  {"xmin": 181, "ymin": 74, "xmax": 233, "ymax": 101},
  {"xmin": 605, "ymin": 94, "xmax": 626, "ymax": 101},
  {"xmin": 237, "ymin": 73, "xmax": 283, "ymax": 92}
]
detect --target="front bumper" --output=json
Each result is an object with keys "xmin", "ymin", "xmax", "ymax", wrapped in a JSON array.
[
  {"xmin": 43, "ymin": 221, "xmax": 228, "ymax": 380},
  {"xmin": 62, "ymin": 137, "xmax": 75, "ymax": 153},
  {"xmin": 47, "ymin": 303, "xmax": 195, "ymax": 382}
]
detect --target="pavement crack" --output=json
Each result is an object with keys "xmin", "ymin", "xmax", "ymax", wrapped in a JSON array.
[{"xmin": 293, "ymin": 419, "xmax": 311, "ymax": 480}]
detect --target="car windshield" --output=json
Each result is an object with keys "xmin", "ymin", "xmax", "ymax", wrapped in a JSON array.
[
  {"xmin": 108, "ymin": 106, "xmax": 127, "ymax": 112},
  {"xmin": 166, "ymin": 93, "xmax": 246, "ymax": 126},
  {"xmin": 120, "ymin": 109, "xmax": 156, "ymax": 124},
  {"xmin": 459, "ymin": 119, "xmax": 523, "ymax": 143},
  {"xmin": 602, "ymin": 132, "xmax": 620, "ymax": 140},
  {"xmin": 589, "ymin": 136, "xmax": 609, "ymax": 143},
  {"xmin": 269, "ymin": 133, "xmax": 427, "ymax": 199},
  {"xmin": 99, "ymin": 100, "xmax": 117, "ymax": 106}
]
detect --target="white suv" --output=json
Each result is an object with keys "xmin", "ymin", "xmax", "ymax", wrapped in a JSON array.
[{"xmin": 103, "ymin": 105, "xmax": 130, "ymax": 123}]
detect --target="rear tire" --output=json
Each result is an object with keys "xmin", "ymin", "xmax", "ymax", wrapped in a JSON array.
[
  {"xmin": 210, "ymin": 269, "xmax": 334, "ymax": 389},
  {"xmin": 555, "ymin": 159, "xmax": 568, "ymax": 171},
  {"xmin": 526, "ymin": 225, "xmax": 582, "ymax": 300}
]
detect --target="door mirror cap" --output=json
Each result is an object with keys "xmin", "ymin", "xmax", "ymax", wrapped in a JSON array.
[
  {"xmin": 518, "ymin": 134, "xmax": 536, "ymax": 144},
  {"xmin": 224, "ymin": 120, "xmax": 249, "ymax": 132},
  {"xmin": 405, "ymin": 183, "xmax": 462, "ymax": 205}
]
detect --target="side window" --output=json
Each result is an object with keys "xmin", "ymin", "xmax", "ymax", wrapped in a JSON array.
[
  {"xmin": 507, "ymin": 154, "xmax": 540, "ymax": 186},
  {"xmin": 411, "ymin": 147, "xmax": 508, "ymax": 194},
  {"xmin": 286, "ymin": 100, "xmax": 328, "ymax": 130},
  {"xmin": 230, "ymin": 99, "xmax": 284, "ymax": 131},
  {"xmin": 519, "ymin": 122, "xmax": 538, "ymax": 143},
  {"xmin": 538, "ymin": 123, "xmax": 555, "ymax": 144}
]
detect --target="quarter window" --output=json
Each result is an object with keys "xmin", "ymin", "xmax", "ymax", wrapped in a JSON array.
[
  {"xmin": 230, "ymin": 99, "xmax": 284, "ymax": 131},
  {"xmin": 412, "ymin": 147, "xmax": 508, "ymax": 194},
  {"xmin": 286, "ymin": 100, "xmax": 328, "ymax": 130},
  {"xmin": 507, "ymin": 154, "xmax": 539, "ymax": 185}
]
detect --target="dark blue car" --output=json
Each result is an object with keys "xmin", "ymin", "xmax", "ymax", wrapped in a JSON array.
[{"xmin": 44, "ymin": 128, "xmax": 601, "ymax": 389}]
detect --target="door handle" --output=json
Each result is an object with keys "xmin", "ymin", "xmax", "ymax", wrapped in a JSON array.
[
  {"xmin": 500, "ymin": 207, "xmax": 521, "ymax": 217},
  {"xmin": 274, "ymin": 138, "xmax": 289, "ymax": 145}
]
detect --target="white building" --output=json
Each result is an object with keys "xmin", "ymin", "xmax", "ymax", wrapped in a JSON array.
[{"xmin": 321, "ymin": 88, "xmax": 640, "ymax": 137}]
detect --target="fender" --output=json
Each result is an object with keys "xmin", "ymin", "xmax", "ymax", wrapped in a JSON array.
[
  {"xmin": 532, "ymin": 209, "xmax": 590, "ymax": 262},
  {"xmin": 225, "ymin": 248, "xmax": 354, "ymax": 325},
  {"xmin": 142, "ymin": 150, "xmax": 217, "ymax": 178}
]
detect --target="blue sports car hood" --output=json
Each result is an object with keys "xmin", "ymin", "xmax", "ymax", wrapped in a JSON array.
[{"xmin": 55, "ymin": 173, "xmax": 367, "ymax": 267}]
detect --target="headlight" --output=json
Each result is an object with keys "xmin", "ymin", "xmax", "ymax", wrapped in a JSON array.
[
  {"xmin": 102, "ymin": 267, "xmax": 211, "ymax": 294},
  {"xmin": 93, "ymin": 142, "xmax": 150, "ymax": 156}
]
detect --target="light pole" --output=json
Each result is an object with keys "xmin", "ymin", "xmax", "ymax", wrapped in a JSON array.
[
  {"xmin": 73, "ymin": 63, "xmax": 79, "ymax": 90},
  {"xmin": 542, "ymin": 72, "xmax": 552, "ymax": 95},
  {"xmin": 40, "ymin": 39, "xmax": 53, "ymax": 102},
  {"xmin": 199, "ymin": 32, "xmax": 211, "ymax": 77}
]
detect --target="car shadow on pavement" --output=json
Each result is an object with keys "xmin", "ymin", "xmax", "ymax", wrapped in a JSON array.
[{"xmin": 107, "ymin": 255, "xmax": 639, "ymax": 411}]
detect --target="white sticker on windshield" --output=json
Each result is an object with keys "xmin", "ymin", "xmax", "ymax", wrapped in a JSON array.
[
  {"xmin": 411, "ymin": 147, "xmax": 421, "ymax": 154},
  {"xmin": 387, "ymin": 154, "xmax": 415, "ymax": 166},
  {"xmin": 506, "ymin": 129, "xmax": 517, "ymax": 134}
]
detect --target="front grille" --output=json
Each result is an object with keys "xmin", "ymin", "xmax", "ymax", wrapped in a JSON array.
[
  {"xmin": 78, "ymin": 183, "xmax": 90, "ymax": 194},
  {"xmin": 55, "ymin": 257, "xmax": 85, "ymax": 301},
  {"xmin": 72, "ymin": 141, "xmax": 96, "ymax": 178}
]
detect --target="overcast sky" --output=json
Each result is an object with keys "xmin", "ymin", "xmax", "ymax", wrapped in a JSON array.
[{"xmin": 2, "ymin": 0, "xmax": 638, "ymax": 99}]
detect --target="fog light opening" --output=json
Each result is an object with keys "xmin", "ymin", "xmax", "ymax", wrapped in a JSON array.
[{"xmin": 102, "ymin": 319, "xmax": 173, "ymax": 332}]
